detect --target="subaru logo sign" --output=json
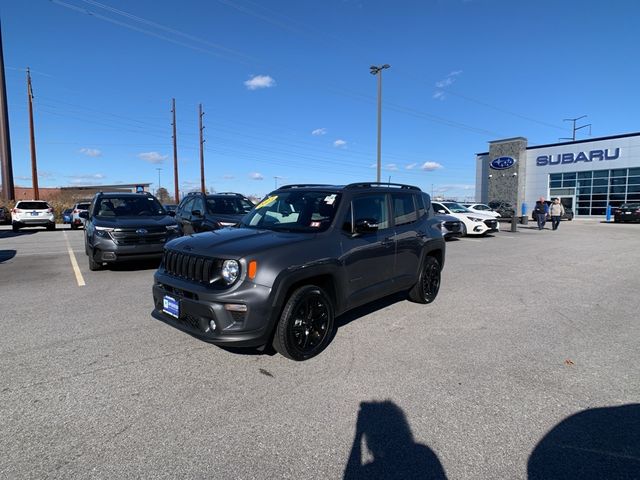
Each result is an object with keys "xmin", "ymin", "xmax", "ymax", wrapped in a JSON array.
[
  {"xmin": 490, "ymin": 156, "xmax": 516, "ymax": 170},
  {"xmin": 136, "ymin": 228, "xmax": 148, "ymax": 235}
]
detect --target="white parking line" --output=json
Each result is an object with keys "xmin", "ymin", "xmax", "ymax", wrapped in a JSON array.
[{"xmin": 63, "ymin": 231, "xmax": 85, "ymax": 287}]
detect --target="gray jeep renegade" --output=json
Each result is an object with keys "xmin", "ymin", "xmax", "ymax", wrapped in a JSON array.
[{"xmin": 152, "ymin": 183, "xmax": 445, "ymax": 360}]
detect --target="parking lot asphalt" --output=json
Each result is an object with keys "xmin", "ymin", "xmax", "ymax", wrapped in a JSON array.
[{"xmin": 1, "ymin": 221, "xmax": 638, "ymax": 479}]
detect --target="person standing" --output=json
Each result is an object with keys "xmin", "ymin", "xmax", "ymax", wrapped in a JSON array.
[
  {"xmin": 533, "ymin": 197, "xmax": 549, "ymax": 230},
  {"xmin": 549, "ymin": 198, "xmax": 565, "ymax": 230}
]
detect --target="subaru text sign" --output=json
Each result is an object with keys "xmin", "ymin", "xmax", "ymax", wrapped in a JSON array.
[
  {"xmin": 536, "ymin": 148, "xmax": 620, "ymax": 166},
  {"xmin": 490, "ymin": 156, "xmax": 516, "ymax": 170}
]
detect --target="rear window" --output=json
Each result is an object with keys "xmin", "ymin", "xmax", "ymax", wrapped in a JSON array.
[
  {"xmin": 17, "ymin": 201, "xmax": 49, "ymax": 210},
  {"xmin": 76, "ymin": 203, "xmax": 90, "ymax": 210}
]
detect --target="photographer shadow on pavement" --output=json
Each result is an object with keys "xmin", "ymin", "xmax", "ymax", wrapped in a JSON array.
[
  {"xmin": 343, "ymin": 400, "xmax": 447, "ymax": 480},
  {"xmin": 528, "ymin": 403, "xmax": 640, "ymax": 479}
]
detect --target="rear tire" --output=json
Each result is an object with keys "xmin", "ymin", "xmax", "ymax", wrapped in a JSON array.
[
  {"xmin": 12, "ymin": 223, "xmax": 19, "ymax": 232},
  {"xmin": 88, "ymin": 248, "xmax": 102, "ymax": 271},
  {"xmin": 70, "ymin": 223, "xmax": 77, "ymax": 230},
  {"xmin": 47, "ymin": 224, "xmax": 56, "ymax": 231},
  {"xmin": 273, "ymin": 285, "xmax": 335, "ymax": 361},
  {"xmin": 409, "ymin": 256, "xmax": 441, "ymax": 304}
]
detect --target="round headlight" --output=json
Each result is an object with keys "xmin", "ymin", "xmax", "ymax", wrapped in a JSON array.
[{"xmin": 221, "ymin": 259, "xmax": 240, "ymax": 285}]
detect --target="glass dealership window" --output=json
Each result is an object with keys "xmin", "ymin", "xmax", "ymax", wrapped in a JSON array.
[{"xmin": 548, "ymin": 168, "xmax": 637, "ymax": 215}]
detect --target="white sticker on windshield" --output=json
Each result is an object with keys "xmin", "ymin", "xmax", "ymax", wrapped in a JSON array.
[{"xmin": 324, "ymin": 194, "xmax": 336, "ymax": 205}]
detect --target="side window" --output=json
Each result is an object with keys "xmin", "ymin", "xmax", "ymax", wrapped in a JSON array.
[
  {"xmin": 352, "ymin": 194, "xmax": 389, "ymax": 230},
  {"xmin": 416, "ymin": 193, "xmax": 429, "ymax": 218},
  {"xmin": 392, "ymin": 193, "xmax": 418, "ymax": 226},
  {"xmin": 342, "ymin": 205, "xmax": 353, "ymax": 232},
  {"xmin": 178, "ymin": 198, "xmax": 193, "ymax": 215},
  {"xmin": 192, "ymin": 197, "xmax": 205, "ymax": 214}
]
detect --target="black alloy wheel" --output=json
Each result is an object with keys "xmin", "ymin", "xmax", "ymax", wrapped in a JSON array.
[
  {"xmin": 273, "ymin": 285, "xmax": 335, "ymax": 361},
  {"xmin": 409, "ymin": 256, "xmax": 441, "ymax": 304}
]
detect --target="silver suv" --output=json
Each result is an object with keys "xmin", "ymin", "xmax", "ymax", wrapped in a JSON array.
[
  {"xmin": 70, "ymin": 201, "xmax": 91, "ymax": 229},
  {"xmin": 11, "ymin": 200, "xmax": 56, "ymax": 232}
]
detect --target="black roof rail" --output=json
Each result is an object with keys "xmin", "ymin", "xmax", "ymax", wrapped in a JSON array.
[
  {"xmin": 277, "ymin": 184, "xmax": 338, "ymax": 189},
  {"xmin": 344, "ymin": 182, "xmax": 419, "ymax": 191}
]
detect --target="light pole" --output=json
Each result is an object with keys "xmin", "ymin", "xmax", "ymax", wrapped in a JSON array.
[
  {"xmin": 156, "ymin": 167, "xmax": 162, "ymax": 197},
  {"xmin": 370, "ymin": 64, "xmax": 390, "ymax": 183}
]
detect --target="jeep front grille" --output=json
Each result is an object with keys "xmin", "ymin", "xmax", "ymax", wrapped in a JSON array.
[{"xmin": 163, "ymin": 250, "xmax": 221, "ymax": 284}]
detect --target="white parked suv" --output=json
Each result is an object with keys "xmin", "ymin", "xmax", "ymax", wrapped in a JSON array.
[
  {"xmin": 70, "ymin": 201, "xmax": 91, "ymax": 229},
  {"xmin": 432, "ymin": 201, "xmax": 499, "ymax": 236},
  {"xmin": 462, "ymin": 203, "xmax": 501, "ymax": 218},
  {"xmin": 11, "ymin": 200, "xmax": 56, "ymax": 232}
]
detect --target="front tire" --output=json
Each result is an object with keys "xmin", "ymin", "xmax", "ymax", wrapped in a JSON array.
[
  {"xmin": 409, "ymin": 256, "xmax": 441, "ymax": 304},
  {"xmin": 461, "ymin": 223, "xmax": 467, "ymax": 236},
  {"xmin": 88, "ymin": 248, "xmax": 102, "ymax": 271},
  {"xmin": 273, "ymin": 285, "xmax": 335, "ymax": 361}
]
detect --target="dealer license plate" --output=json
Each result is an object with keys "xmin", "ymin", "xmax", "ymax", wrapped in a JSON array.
[
  {"xmin": 163, "ymin": 295, "xmax": 179, "ymax": 318},
  {"xmin": 31, "ymin": 211, "xmax": 39, "ymax": 216}
]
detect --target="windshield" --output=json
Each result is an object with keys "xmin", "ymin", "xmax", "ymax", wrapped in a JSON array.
[
  {"xmin": 207, "ymin": 197, "xmax": 254, "ymax": 215},
  {"xmin": 621, "ymin": 203, "xmax": 640, "ymax": 209},
  {"xmin": 442, "ymin": 202, "xmax": 469, "ymax": 214},
  {"xmin": 240, "ymin": 191, "xmax": 341, "ymax": 232},
  {"xmin": 95, "ymin": 196, "xmax": 166, "ymax": 217}
]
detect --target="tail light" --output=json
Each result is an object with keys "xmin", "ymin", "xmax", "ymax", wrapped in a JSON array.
[
  {"xmin": 48, "ymin": 208, "xmax": 54, "ymax": 213},
  {"xmin": 73, "ymin": 210, "xmax": 79, "ymax": 214},
  {"xmin": 12, "ymin": 208, "xmax": 20, "ymax": 213}
]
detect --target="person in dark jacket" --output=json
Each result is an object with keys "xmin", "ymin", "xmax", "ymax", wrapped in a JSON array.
[{"xmin": 533, "ymin": 197, "xmax": 549, "ymax": 230}]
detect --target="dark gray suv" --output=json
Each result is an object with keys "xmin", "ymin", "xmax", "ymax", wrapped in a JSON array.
[
  {"xmin": 152, "ymin": 183, "xmax": 445, "ymax": 360},
  {"xmin": 82, "ymin": 192, "xmax": 179, "ymax": 270}
]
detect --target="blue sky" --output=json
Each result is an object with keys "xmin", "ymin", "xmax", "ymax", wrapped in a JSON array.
[{"xmin": 1, "ymin": 0, "xmax": 639, "ymax": 200}]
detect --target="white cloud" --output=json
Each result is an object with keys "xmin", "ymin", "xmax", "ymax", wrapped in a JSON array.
[
  {"xmin": 79, "ymin": 148, "xmax": 102, "ymax": 157},
  {"xmin": 250, "ymin": 172, "xmax": 264, "ymax": 180},
  {"xmin": 333, "ymin": 139, "xmax": 347, "ymax": 148},
  {"xmin": 420, "ymin": 161, "xmax": 443, "ymax": 171},
  {"xmin": 369, "ymin": 163, "xmax": 377, "ymax": 168},
  {"xmin": 386, "ymin": 163, "xmax": 398, "ymax": 171},
  {"xmin": 138, "ymin": 151, "xmax": 167, "ymax": 164},
  {"xmin": 312, "ymin": 128, "xmax": 327, "ymax": 136},
  {"xmin": 433, "ymin": 70, "xmax": 463, "ymax": 100},
  {"xmin": 439, "ymin": 184, "xmax": 475, "ymax": 192},
  {"xmin": 223, "ymin": 175, "xmax": 235, "ymax": 180},
  {"xmin": 405, "ymin": 163, "xmax": 417, "ymax": 170},
  {"xmin": 244, "ymin": 74, "xmax": 276, "ymax": 90},
  {"xmin": 67, "ymin": 173, "xmax": 106, "ymax": 185}
]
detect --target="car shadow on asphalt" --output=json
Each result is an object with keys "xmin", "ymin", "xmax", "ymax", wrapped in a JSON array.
[
  {"xmin": 105, "ymin": 259, "xmax": 162, "ymax": 272},
  {"xmin": 0, "ymin": 249, "xmax": 17, "ymax": 263},
  {"xmin": 0, "ymin": 229, "xmax": 38, "ymax": 239},
  {"xmin": 343, "ymin": 400, "xmax": 448, "ymax": 479},
  {"xmin": 527, "ymin": 403, "xmax": 640, "ymax": 479}
]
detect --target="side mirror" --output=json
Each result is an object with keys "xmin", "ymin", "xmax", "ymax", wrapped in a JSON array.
[
  {"xmin": 167, "ymin": 210, "xmax": 176, "ymax": 217},
  {"xmin": 354, "ymin": 218, "xmax": 379, "ymax": 233},
  {"xmin": 79, "ymin": 211, "xmax": 89, "ymax": 219},
  {"xmin": 191, "ymin": 209, "xmax": 202, "ymax": 217}
]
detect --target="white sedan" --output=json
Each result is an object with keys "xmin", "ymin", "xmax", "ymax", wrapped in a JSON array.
[
  {"xmin": 432, "ymin": 201, "xmax": 499, "ymax": 236},
  {"xmin": 462, "ymin": 203, "xmax": 501, "ymax": 218}
]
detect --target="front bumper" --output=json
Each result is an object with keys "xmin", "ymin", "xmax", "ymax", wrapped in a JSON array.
[
  {"xmin": 14, "ymin": 215, "xmax": 55, "ymax": 226},
  {"xmin": 93, "ymin": 237, "xmax": 167, "ymax": 262},
  {"xmin": 152, "ymin": 273, "xmax": 276, "ymax": 347}
]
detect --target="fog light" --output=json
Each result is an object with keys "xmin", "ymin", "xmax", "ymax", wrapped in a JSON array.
[
  {"xmin": 224, "ymin": 304, "xmax": 248, "ymax": 312},
  {"xmin": 209, "ymin": 320, "xmax": 217, "ymax": 331},
  {"xmin": 102, "ymin": 252, "xmax": 116, "ymax": 261}
]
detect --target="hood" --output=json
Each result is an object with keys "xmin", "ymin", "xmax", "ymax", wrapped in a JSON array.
[
  {"xmin": 94, "ymin": 215, "xmax": 177, "ymax": 229},
  {"xmin": 165, "ymin": 227, "xmax": 314, "ymax": 258}
]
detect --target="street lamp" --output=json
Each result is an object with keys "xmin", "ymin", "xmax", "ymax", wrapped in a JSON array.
[{"xmin": 370, "ymin": 64, "xmax": 390, "ymax": 183}]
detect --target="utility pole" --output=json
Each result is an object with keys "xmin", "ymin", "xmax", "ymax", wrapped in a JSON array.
[
  {"xmin": 156, "ymin": 167, "xmax": 162, "ymax": 197},
  {"xmin": 0, "ymin": 20, "xmax": 15, "ymax": 202},
  {"xmin": 370, "ymin": 64, "xmax": 390, "ymax": 183},
  {"xmin": 171, "ymin": 98, "xmax": 179, "ymax": 203},
  {"xmin": 27, "ymin": 68, "xmax": 39, "ymax": 200},
  {"xmin": 560, "ymin": 115, "xmax": 591, "ymax": 141},
  {"xmin": 199, "ymin": 103, "xmax": 205, "ymax": 193}
]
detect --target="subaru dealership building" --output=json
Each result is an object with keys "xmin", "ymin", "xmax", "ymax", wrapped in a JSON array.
[{"xmin": 475, "ymin": 132, "xmax": 640, "ymax": 217}]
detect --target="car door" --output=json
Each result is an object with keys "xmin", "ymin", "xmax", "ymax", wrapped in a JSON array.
[
  {"xmin": 340, "ymin": 193, "xmax": 396, "ymax": 309},
  {"xmin": 391, "ymin": 192, "xmax": 422, "ymax": 289},
  {"xmin": 189, "ymin": 197, "xmax": 206, "ymax": 233},
  {"xmin": 176, "ymin": 197, "xmax": 194, "ymax": 234}
]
